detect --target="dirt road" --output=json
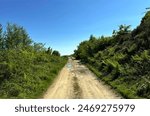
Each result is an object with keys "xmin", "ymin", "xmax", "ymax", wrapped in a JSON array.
[{"xmin": 43, "ymin": 58, "xmax": 121, "ymax": 99}]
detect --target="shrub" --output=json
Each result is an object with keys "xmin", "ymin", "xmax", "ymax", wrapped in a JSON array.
[{"xmin": 137, "ymin": 83, "xmax": 150, "ymax": 98}]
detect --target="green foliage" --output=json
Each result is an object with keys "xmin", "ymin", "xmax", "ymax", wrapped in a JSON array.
[
  {"xmin": 132, "ymin": 54, "xmax": 143, "ymax": 61},
  {"xmin": 0, "ymin": 23, "xmax": 67, "ymax": 98},
  {"xmin": 137, "ymin": 82, "xmax": 150, "ymax": 98},
  {"xmin": 33, "ymin": 43, "xmax": 45, "ymax": 52},
  {"xmin": 113, "ymin": 25, "xmax": 131, "ymax": 36},
  {"xmin": 127, "ymin": 43, "xmax": 137, "ymax": 54},
  {"xmin": 74, "ymin": 11, "xmax": 150, "ymax": 98},
  {"xmin": 46, "ymin": 47, "xmax": 53, "ymax": 55},
  {"xmin": 52, "ymin": 50, "xmax": 61, "ymax": 56},
  {"xmin": 5, "ymin": 23, "xmax": 32, "ymax": 50},
  {"xmin": 141, "ymin": 50, "xmax": 150, "ymax": 60}
]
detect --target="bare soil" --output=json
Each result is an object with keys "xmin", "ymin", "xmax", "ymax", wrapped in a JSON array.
[{"xmin": 43, "ymin": 58, "xmax": 121, "ymax": 99}]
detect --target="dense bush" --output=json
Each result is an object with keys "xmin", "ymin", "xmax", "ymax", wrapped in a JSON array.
[
  {"xmin": 0, "ymin": 23, "xmax": 67, "ymax": 98},
  {"xmin": 74, "ymin": 11, "xmax": 150, "ymax": 98}
]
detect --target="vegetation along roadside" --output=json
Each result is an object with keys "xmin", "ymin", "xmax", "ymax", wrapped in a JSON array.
[
  {"xmin": 74, "ymin": 11, "xmax": 150, "ymax": 99},
  {"xmin": 0, "ymin": 23, "xmax": 67, "ymax": 98}
]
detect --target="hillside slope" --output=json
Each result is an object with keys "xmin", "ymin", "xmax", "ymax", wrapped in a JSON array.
[{"xmin": 74, "ymin": 11, "xmax": 150, "ymax": 98}]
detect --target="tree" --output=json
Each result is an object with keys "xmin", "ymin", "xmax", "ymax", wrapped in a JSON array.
[
  {"xmin": 33, "ymin": 42, "xmax": 46, "ymax": 52},
  {"xmin": 113, "ymin": 25, "xmax": 131, "ymax": 36},
  {"xmin": 5, "ymin": 23, "xmax": 32, "ymax": 50},
  {"xmin": 112, "ymin": 25, "xmax": 131, "ymax": 44},
  {"xmin": 46, "ymin": 47, "xmax": 53, "ymax": 55},
  {"xmin": 0, "ymin": 24, "xmax": 3, "ymax": 50},
  {"xmin": 52, "ymin": 50, "xmax": 60, "ymax": 56}
]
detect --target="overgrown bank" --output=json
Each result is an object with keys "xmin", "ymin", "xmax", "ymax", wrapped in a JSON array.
[
  {"xmin": 74, "ymin": 11, "xmax": 150, "ymax": 98},
  {"xmin": 0, "ymin": 23, "xmax": 67, "ymax": 98}
]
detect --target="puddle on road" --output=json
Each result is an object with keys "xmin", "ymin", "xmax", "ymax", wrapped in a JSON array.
[{"xmin": 66, "ymin": 62, "xmax": 73, "ymax": 70}]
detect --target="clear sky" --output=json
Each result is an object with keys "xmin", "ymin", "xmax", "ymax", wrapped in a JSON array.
[{"xmin": 0, "ymin": 0, "xmax": 150, "ymax": 55}]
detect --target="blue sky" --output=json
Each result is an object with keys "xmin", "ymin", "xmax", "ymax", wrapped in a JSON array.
[{"xmin": 0, "ymin": 0, "xmax": 150, "ymax": 55}]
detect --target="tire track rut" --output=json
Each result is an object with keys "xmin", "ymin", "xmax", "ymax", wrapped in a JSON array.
[{"xmin": 43, "ymin": 58, "xmax": 121, "ymax": 99}]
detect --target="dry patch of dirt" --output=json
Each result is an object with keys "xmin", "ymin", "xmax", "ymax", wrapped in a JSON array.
[{"xmin": 43, "ymin": 58, "xmax": 121, "ymax": 99}]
